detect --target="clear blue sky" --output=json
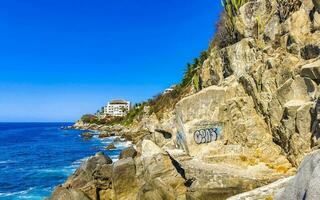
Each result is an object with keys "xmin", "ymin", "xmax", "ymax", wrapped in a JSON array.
[{"xmin": 0, "ymin": 0, "xmax": 222, "ymax": 122}]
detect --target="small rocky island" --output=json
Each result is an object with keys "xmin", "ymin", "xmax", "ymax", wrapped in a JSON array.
[{"xmin": 48, "ymin": 0, "xmax": 320, "ymax": 199}]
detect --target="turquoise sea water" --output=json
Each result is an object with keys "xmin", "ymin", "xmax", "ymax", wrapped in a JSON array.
[{"xmin": 0, "ymin": 123, "xmax": 128, "ymax": 200}]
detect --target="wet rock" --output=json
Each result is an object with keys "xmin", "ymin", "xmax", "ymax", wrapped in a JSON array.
[
  {"xmin": 105, "ymin": 143, "xmax": 116, "ymax": 150},
  {"xmin": 81, "ymin": 132, "xmax": 94, "ymax": 139},
  {"xmin": 98, "ymin": 131, "xmax": 109, "ymax": 138},
  {"xmin": 119, "ymin": 146, "xmax": 137, "ymax": 159}
]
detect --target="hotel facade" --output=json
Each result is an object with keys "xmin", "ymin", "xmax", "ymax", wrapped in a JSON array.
[{"xmin": 104, "ymin": 100, "xmax": 131, "ymax": 117}]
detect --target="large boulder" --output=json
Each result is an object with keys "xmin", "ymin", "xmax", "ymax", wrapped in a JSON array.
[
  {"xmin": 112, "ymin": 158, "xmax": 139, "ymax": 200},
  {"xmin": 275, "ymin": 150, "xmax": 320, "ymax": 200},
  {"xmin": 138, "ymin": 140, "xmax": 187, "ymax": 199},
  {"xmin": 175, "ymin": 85, "xmax": 226, "ymax": 156}
]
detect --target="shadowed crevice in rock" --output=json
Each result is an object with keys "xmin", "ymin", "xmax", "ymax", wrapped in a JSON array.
[
  {"xmin": 167, "ymin": 153, "xmax": 186, "ymax": 179},
  {"xmin": 167, "ymin": 152, "xmax": 195, "ymax": 187},
  {"xmin": 221, "ymin": 50, "xmax": 233, "ymax": 78},
  {"xmin": 301, "ymin": 44, "xmax": 320, "ymax": 60},
  {"xmin": 154, "ymin": 129, "xmax": 172, "ymax": 139}
]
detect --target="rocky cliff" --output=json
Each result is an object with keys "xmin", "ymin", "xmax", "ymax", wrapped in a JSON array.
[{"xmin": 50, "ymin": 0, "xmax": 320, "ymax": 199}]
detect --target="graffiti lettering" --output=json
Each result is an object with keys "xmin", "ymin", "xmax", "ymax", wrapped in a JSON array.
[{"xmin": 193, "ymin": 127, "xmax": 221, "ymax": 144}]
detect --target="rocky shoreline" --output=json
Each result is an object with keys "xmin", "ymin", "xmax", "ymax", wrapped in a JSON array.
[{"xmin": 50, "ymin": 121, "xmax": 291, "ymax": 200}]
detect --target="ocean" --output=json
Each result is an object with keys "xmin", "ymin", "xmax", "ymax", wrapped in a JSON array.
[{"xmin": 0, "ymin": 123, "xmax": 129, "ymax": 200}]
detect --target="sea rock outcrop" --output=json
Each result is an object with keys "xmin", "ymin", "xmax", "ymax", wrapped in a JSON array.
[
  {"xmin": 105, "ymin": 143, "xmax": 116, "ymax": 150},
  {"xmin": 81, "ymin": 132, "xmax": 94, "ymax": 139},
  {"xmin": 49, "ymin": 152, "xmax": 113, "ymax": 200}
]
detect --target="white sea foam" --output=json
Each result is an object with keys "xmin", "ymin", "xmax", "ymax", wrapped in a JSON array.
[
  {"xmin": 38, "ymin": 168, "xmax": 73, "ymax": 175},
  {"xmin": 109, "ymin": 154, "xmax": 119, "ymax": 162},
  {"xmin": 115, "ymin": 141, "xmax": 132, "ymax": 149},
  {"xmin": 0, "ymin": 187, "xmax": 35, "ymax": 197},
  {"xmin": 66, "ymin": 157, "xmax": 88, "ymax": 172},
  {"xmin": 0, "ymin": 160, "xmax": 15, "ymax": 164}
]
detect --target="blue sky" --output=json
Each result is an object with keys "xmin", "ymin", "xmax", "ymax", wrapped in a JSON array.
[{"xmin": 0, "ymin": 0, "xmax": 222, "ymax": 122}]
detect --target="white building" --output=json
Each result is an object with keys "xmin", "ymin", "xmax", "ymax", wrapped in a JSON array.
[
  {"xmin": 163, "ymin": 85, "xmax": 176, "ymax": 94},
  {"xmin": 105, "ymin": 100, "xmax": 131, "ymax": 117}
]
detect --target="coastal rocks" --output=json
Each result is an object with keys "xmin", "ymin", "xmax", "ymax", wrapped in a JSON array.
[
  {"xmin": 72, "ymin": 121, "xmax": 124, "ymax": 133},
  {"xmin": 48, "ymin": 140, "xmax": 188, "ymax": 200},
  {"xmin": 81, "ymin": 132, "xmax": 94, "ymax": 139},
  {"xmin": 52, "ymin": 152, "xmax": 113, "ymax": 200},
  {"xmin": 119, "ymin": 146, "xmax": 137, "ymax": 159},
  {"xmin": 105, "ymin": 143, "xmax": 116, "ymax": 150},
  {"xmin": 275, "ymin": 150, "xmax": 320, "ymax": 200}
]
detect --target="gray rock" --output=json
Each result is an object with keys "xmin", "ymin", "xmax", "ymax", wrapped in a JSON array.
[{"xmin": 275, "ymin": 150, "xmax": 320, "ymax": 200}]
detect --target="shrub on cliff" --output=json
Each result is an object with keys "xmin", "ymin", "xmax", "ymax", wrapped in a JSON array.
[
  {"xmin": 81, "ymin": 114, "xmax": 99, "ymax": 123},
  {"xmin": 181, "ymin": 51, "xmax": 207, "ymax": 88},
  {"xmin": 121, "ymin": 103, "xmax": 146, "ymax": 126},
  {"xmin": 212, "ymin": 0, "xmax": 249, "ymax": 49}
]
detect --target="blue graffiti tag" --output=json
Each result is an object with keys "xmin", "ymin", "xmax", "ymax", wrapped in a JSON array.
[{"xmin": 194, "ymin": 127, "xmax": 222, "ymax": 144}]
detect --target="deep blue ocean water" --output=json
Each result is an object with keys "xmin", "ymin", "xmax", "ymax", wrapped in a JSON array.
[{"xmin": 0, "ymin": 123, "xmax": 129, "ymax": 200}]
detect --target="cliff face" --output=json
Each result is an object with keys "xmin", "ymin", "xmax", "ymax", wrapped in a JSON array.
[
  {"xmin": 194, "ymin": 0, "xmax": 320, "ymax": 167},
  {"xmin": 50, "ymin": 0, "xmax": 320, "ymax": 199}
]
